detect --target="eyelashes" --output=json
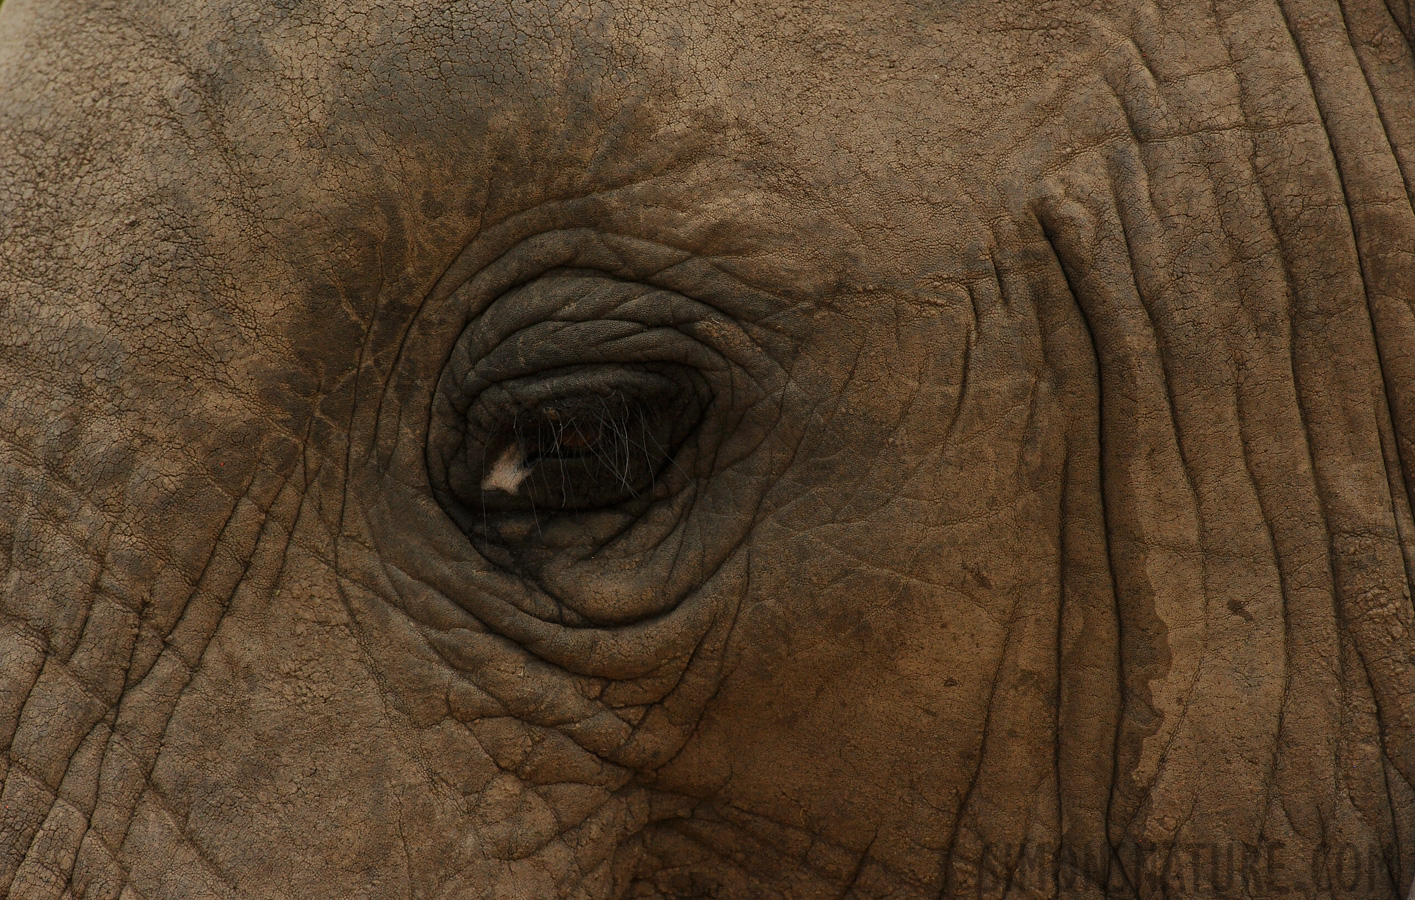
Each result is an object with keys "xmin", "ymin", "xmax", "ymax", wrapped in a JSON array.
[
  {"xmin": 474, "ymin": 388, "xmax": 686, "ymax": 512},
  {"xmin": 431, "ymin": 361, "xmax": 710, "ymax": 539}
]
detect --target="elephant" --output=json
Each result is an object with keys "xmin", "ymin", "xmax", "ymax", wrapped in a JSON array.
[{"xmin": 1, "ymin": 0, "xmax": 1415, "ymax": 896}]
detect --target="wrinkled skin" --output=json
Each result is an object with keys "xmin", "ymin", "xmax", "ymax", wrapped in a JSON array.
[{"xmin": 2, "ymin": 0, "xmax": 1415, "ymax": 897}]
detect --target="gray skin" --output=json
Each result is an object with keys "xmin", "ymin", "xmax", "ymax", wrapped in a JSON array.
[{"xmin": 1, "ymin": 0, "xmax": 1414, "ymax": 897}]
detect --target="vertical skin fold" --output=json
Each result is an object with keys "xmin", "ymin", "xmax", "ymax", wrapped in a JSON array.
[{"xmin": 1038, "ymin": 0, "xmax": 1415, "ymax": 895}]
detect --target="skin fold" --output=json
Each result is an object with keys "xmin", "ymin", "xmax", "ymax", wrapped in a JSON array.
[{"xmin": 0, "ymin": 0, "xmax": 1412, "ymax": 897}]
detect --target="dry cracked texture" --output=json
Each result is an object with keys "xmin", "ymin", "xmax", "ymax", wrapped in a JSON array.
[{"xmin": 0, "ymin": 0, "xmax": 1413, "ymax": 897}]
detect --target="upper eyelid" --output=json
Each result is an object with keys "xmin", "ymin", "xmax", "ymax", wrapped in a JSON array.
[{"xmin": 470, "ymin": 368, "xmax": 689, "ymax": 415}]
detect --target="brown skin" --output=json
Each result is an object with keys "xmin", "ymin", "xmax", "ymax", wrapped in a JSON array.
[{"xmin": 1, "ymin": 0, "xmax": 1413, "ymax": 897}]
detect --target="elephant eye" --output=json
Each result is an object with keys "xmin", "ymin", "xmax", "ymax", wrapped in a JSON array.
[
  {"xmin": 422, "ymin": 272, "xmax": 784, "ymax": 611},
  {"xmin": 474, "ymin": 386, "xmax": 686, "ymax": 512},
  {"xmin": 432, "ymin": 364, "xmax": 708, "ymax": 528},
  {"xmin": 421, "ymin": 272, "xmax": 788, "ymax": 603}
]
